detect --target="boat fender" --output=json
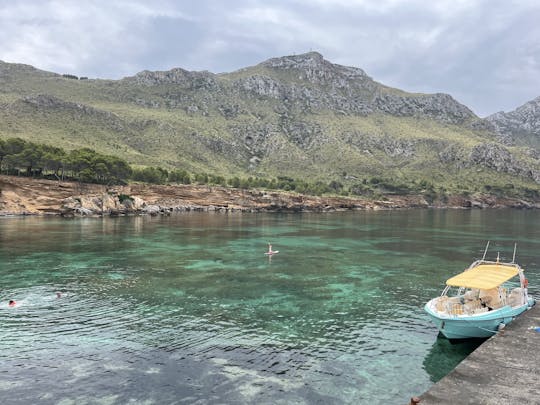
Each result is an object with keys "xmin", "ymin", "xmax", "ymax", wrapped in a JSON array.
[{"xmin": 498, "ymin": 323, "xmax": 506, "ymax": 331}]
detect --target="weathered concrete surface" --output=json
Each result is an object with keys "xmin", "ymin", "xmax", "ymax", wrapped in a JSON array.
[{"xmin": 418, "ymin": 304, "xmax": 540, "ymax": 404}]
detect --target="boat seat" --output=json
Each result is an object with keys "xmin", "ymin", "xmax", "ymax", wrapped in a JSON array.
[
  {"xmin": 479, "ymin": 288, "xmax": 504, "ymax": 308},
  {"xmin": 510, "ymin": 287, "xmax": 523, "ymax": 296},
  {"xmin": 508, "ymin": 288, "xmax": 524, "ymax": 307},
  {"xmin": 479, "ymin": 288, "xmax": 498, "ymax": 300},
  {"xmin": 463, "ymin": 299, "xmax": 482, "ymax": 314},
  {"xmin": 490, "ymin": 301, "xmax": 503, "ymax": 310},
  {"xmin": 448, "ymin": 303, "xmax": 464, "ymax": 315},
  {"xmin": 435, "ymin": 296, "xmax": 449, "ymax": 312},
  {"xmin": 464, "ymin": 289, "xmax": 479, "ymax": 301}
]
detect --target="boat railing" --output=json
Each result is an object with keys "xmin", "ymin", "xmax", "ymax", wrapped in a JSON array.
[{"xmin": 466, "ymin": 259, "xmax": 522, "ymax": 271}]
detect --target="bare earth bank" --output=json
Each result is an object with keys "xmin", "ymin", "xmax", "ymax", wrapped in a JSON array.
[{"xmin": 0, "ymin": 175, "xmax": 537, "ymax": 217}]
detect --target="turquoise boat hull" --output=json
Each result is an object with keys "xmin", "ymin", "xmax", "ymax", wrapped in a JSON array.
[{"xmin": 424, "ymin": 299, "xmax": 534, "ymax": 339}]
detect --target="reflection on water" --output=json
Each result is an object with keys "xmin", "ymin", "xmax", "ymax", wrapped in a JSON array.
[
  {"xmin": 1, "ymin": 210, "xmax": 539, "ymax": 404},
  {"xmin": 423, "ymin": 336, "xmax": 485, "ymax": 382}
]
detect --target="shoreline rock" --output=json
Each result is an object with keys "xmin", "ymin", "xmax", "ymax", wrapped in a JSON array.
[{"xmin": 0, "ymin": 175, "xmax": 538, "ymax": 218}]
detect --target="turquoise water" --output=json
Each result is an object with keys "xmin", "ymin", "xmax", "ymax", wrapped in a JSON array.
[{"xmin": 1, "ymin": 210, "xmax": 539, "ymax": 404}]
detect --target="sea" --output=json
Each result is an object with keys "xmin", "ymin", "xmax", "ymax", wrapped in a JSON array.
[{"xmin": 1, "ymin": 209, "xmax": 539, "ymax": 404}]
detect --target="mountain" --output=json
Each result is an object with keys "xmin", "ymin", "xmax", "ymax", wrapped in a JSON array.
[
  {"xmin": 0, "ymin": 52, "xmax": 539, "ymax": 198},
  {"xmin": 485, "ymin": 96, "xmax": 540, "ymax": 149}
]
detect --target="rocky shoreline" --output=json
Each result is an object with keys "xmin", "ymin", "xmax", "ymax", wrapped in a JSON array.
[{"xmin": 0, "ymin": 175, "xmax": 538, "ymax": 217}]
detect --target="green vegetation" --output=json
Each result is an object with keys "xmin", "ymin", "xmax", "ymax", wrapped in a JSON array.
[
  {"xmin": 0, "ymin": 137, "xmax": 131, "ymax": 184},
  {"xmin": 0, "ymin": 138, "xmax": 349, "ymax": 195},
  {"xmin": 0, "ymin": 57, "xmax": 539, "ymax": 201},
  {"xmin": 1, "ymin": 136, "xmax": 539, "ymax": 201}
]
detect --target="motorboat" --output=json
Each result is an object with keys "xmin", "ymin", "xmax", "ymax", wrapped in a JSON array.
[{"xmin": 424, "ymin": 243, "xmax": 535, "ymax": 339}]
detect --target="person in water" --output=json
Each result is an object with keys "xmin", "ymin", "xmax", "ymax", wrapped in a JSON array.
[
  {"xmin": 56, "ymin": 292, "xmax": 62, "ymax": 298},
  {"xmin": 8, "ymin": 300, "xmax": 16, "ymax": 307}
]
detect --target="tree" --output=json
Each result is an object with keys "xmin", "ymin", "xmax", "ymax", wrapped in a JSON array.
[
  {"xmin": 194, "ymin": 173, "xmax": 208, "ymax": 184},
  {"xmin": 328, "ymin": 180, "xmax": 343, "ymax": 193},
  {"xmin": 0, "ymin": 139, "xmax": 5, "ymax": 173},
  {"xmin": 169, "ymin": 169, "xmax": 188, "ymax": 183},
  {"xmin": 106, "ymin": 156, "xmax": 132, "ymax": 184},
  {"xmin": 228, "ymin": 176, "xmax": 240, "ymax": 188},
  {"xmin": 19, "ymin": 144, "xmax": 44, "ymax": 175},
  {"xmin": 41, "ymin": 145, "xmax": 67, "ymax": 179},
  {"xmin": 131, "ymin": 167, "xmax": 167, "ymax": 184},
  {"xmin": 94, "ymin": 162, "xmax": 110, "ymax": 182},
  {"xmin": 67, "ymin": 148, "xmax": 95, "ymax": 178},
  {"xmin": 3, "ymin": 139, "xmax": 29, "ymax": 174},
  {"xmin": 4, "ymin": 138, "xmax": 26, "ymax": 155}
]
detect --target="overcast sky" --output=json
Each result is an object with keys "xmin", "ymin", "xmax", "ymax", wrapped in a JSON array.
[{"xmin": 1, "ymin": 0, "xmax": 539, "ymax": 117}]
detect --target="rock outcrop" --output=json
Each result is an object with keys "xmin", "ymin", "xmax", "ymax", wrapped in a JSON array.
[
  {"xmin": 373, "ymin": 93, "xmax": 476, "ymax": 124},
  {"xmin": 61, "ymin": 194, "xmax": 147, "ymax": 216},
  {"xmin": 233, "ymin": 52, "xmax": 474, "ymax": 123},
  {"xmin": 126, "ymin": 68, "xmax": 218, "ymax": 89},
  {"xmin": 14, "ymin": 94, "xmax": 128, "ymax": 132},
  {"xmin": 485, "ymin": 96, "xmax": 540, "ymax": 146},
  {"xmin": 1, "ymin": 176, "xmax": 538, "ymax": 218}
]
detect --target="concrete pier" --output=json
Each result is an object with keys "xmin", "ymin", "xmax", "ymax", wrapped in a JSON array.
[{"xmin": 417, "ymin": 304, "xmax": 540, "ymax": 404}]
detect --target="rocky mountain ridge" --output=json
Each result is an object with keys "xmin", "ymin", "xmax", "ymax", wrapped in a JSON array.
[
  {"xmin": 1, "ymin": 52, "xmax": 539, "ymax": 199},
  {"xmin": 125, "ymin": 52, "xmax": 477, "ymax": 124},
  {"xmin": 486, "ymin": 96, "xmax": 540, "ymax": 147}
]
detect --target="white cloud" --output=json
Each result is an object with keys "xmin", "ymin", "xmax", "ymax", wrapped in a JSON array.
[{"xmin": 0, "ymin": 0, "xmax": 539, "ymax": 115}]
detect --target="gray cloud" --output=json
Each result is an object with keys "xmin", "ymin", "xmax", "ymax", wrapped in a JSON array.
[{"xmin": 0, "ymin": 0, "xmax": 538, "ymax": 116}]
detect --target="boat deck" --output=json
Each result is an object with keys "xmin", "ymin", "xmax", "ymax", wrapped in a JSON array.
[{"xmin": 416, "ymin": 303, "xmax": 540, "ymax": 404}]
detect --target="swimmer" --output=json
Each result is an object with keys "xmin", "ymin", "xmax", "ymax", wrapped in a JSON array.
[
  {"xmin": 8, "ymin": 300, "xmax": 16, "ymax": 307},
  {"xmin": 56, "ymin": 292, "xmax": 62, "ymax": 298},
  {"xmin": 265, "ymin": 242, "xmax": 279, "ymax": 255}
]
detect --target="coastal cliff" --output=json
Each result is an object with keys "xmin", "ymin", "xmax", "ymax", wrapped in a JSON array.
[{"xmin": 0, "ymin": 175, "xmax": 537, "ymax": 217}]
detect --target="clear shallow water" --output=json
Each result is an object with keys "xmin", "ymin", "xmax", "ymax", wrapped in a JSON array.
[{"xmin": 1, "ymin": 210, "xmax": 539, "ymax": 404}]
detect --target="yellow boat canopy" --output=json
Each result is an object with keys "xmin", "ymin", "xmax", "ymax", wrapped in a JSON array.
[{"xmin": 446, "ymin": 264, "xmax": 520, "ymax": 290}]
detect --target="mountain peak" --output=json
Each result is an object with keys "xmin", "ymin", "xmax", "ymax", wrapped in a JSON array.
[
  {"xmin": 259, "ymin": 51, "xmax": 370, "ymax": 86},
  {"xmin": 262, "ymin": 51, "xmax": 324, "ymax": 68}
]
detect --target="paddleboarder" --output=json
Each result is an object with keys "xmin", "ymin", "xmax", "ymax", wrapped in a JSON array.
[{"xmin": 266, "ymin": 243, "xmax": 279, "ymax": 255}]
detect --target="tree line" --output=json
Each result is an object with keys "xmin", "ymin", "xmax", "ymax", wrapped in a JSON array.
[
  {"xmin": 0, "ymin": 138, "xmax": 131, "ymax": 184},
  {"xmin": 0, "ymin": 138, "xmax": 348, "ymax": 195},
  {"xmin": 2, "ymin": 137, "xmax": 473, "ymax": 198}
]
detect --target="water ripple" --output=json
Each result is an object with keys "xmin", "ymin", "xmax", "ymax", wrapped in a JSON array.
[{"xmin": 2, "ymin": 212, "xmax": 540, "ymax": 404}]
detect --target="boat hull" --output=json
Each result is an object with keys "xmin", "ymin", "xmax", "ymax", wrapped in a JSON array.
[{"xmin": 424, "ymin": 300, "xmax": 533, "ymax": 339}]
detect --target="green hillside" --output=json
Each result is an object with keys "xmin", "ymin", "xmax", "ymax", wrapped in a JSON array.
[{"xmin": 1, "ymin": 52, "xmax": 539, "ymax": 198}]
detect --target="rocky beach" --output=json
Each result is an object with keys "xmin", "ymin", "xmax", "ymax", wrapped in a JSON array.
[{"xmin": 1, "ymin": 175, "xmax": 537, "ymax": 217}]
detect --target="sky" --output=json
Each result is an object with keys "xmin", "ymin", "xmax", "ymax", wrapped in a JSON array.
[{"xmin": 0, "ymin": 0, "xmax": 539, "ymax": 117}]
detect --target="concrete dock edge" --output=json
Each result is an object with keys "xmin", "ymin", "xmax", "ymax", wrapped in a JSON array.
[{"xmin": 415, "ymin": 303, "xmax": 540, "ymax": 404}]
